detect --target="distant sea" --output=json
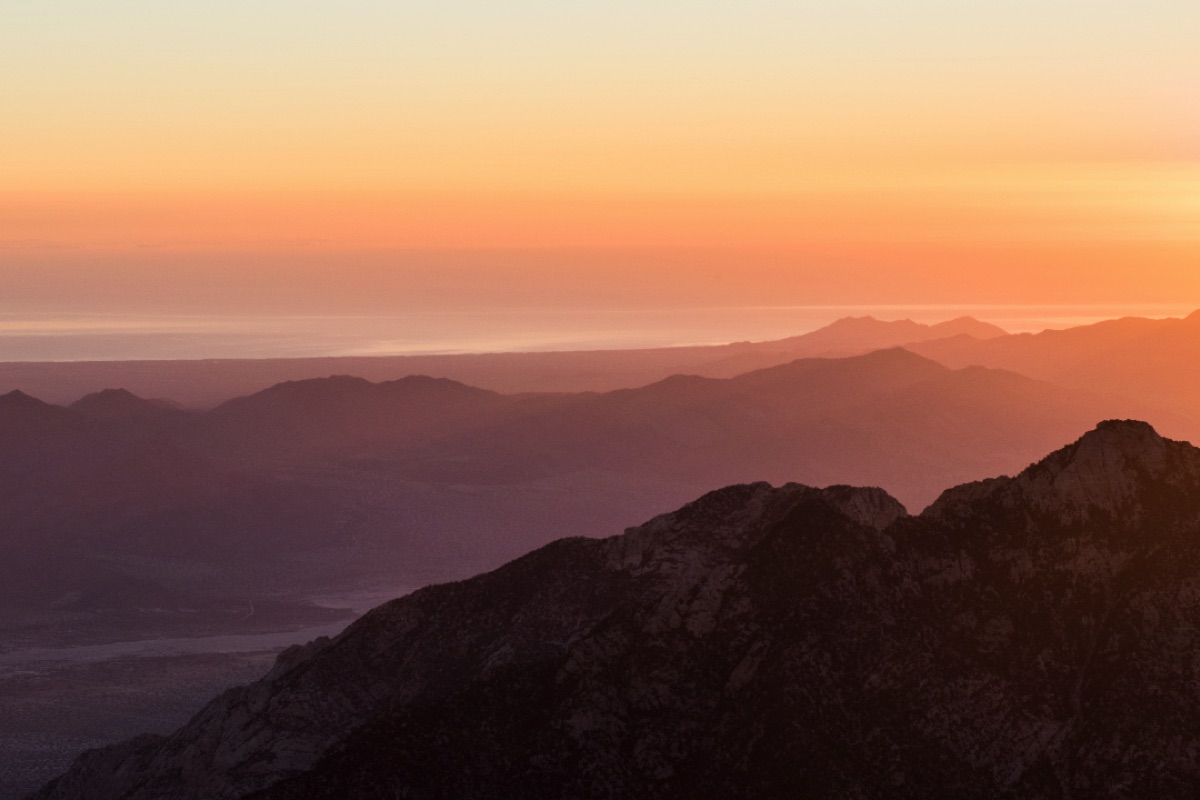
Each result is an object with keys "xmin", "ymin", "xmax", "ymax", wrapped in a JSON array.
[{"xmin": 0, "ymin": 304, "xmax": 1195, "ymax": 362}]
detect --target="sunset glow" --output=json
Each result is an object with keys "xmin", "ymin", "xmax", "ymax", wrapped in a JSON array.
[{"xmin": 2, "ymin": 1, "xmax": 1198, "ymax": 319}]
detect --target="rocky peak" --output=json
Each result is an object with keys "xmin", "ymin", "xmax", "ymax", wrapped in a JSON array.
[
  {"xmin": 1013, "ymin": 420, "xmax": 1178, "ymax": 518},
  {"xmin": 819, "ymin": 484, "xmax": 907, "ymax": 531},
  {"xmin": 926, "ymin": 420, "xmax": 1200, "ymax": 527},
  {"xmin": 608, "ymin": 482, "xmax": 902, "ymax": 570}
]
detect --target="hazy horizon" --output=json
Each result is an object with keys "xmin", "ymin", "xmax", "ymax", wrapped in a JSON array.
[{"xmin": 2, "ymin": 304, "xmax": 1197, "ymax": 363}]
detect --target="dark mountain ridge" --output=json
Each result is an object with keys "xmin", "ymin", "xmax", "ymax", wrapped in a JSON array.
[{"xmin": 34, "ymin": 421, "xmax": 1200, "ymax": 799}]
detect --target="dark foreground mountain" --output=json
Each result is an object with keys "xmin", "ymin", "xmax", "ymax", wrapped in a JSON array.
[{"xmin": 34, "ymin": 421, "xmax": 1200, "ymax": 799}]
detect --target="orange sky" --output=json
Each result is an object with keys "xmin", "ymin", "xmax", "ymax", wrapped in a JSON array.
[{"xmin": 2, "ymin": 2, "xmax": 1198, "ymax": 313}]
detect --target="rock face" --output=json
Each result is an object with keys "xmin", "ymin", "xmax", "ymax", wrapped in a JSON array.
[
  {"xmin": 32, "ymin": 421, "xmax": 1200, "ymax": 799},
  {"xmin": 926, "ymin": 418, "xmax": 1200, "ymax": 527}
]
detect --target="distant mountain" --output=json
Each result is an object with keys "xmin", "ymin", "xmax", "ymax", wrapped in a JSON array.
[
  {"xmin": 36, "ymin": 422, "xmax": 1200, "ymax": 799},
  {"xmin": 688, "ymin": 315, "xmax": 1008, "ymax": 377},
  {"xmin": 0, "ymin": 390, "xmax": 344, "ymax": 610},
  {"xmin": 0, "ymin": 390, "xmax": 95, "ymax": 474},
  {"xmin": 69, "ymin": 388, "xmax": 189, "ymax": 423},
  {"xmin": 0, "ymin": 316, "xmax": 1007, "ymax": 406},
  {"xmin": 200, "ymin": 374, "xmax": 525, "ymax": 458},
  {"xmin": 782, "ymin": 314, "xmax": 1008, "ymax": 349},
  {"xmin": 403, "ymin": 348, "xmax": 1176, "ymax": 511},
  {"xmin": 2, "ymin": 344, "xmax": 1188, "ymax": 612},
  {"xmin": 68, "ymin": 389, "xmax": 197, "ymax": 442},
  {"xmin": 908, "ymin": 310, "xmax": 1200, "ymax": 432},
  {"xmin": 1, "ymin": 348, "xmax": 1181, "ymax": 617}
]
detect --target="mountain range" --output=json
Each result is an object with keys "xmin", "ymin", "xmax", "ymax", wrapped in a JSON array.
[
  {"xmin": 4, "ymin": 345, "xmax": 1184, "ymax": 624},
  {"xmin": 909, "ymin": 311, "xmax": 1200, "ymax": 423},
  {"xmin": 32, "ymin": 420, "xmax": 1200, "ymax": 798},
  {"xmin": 0, "ymin": 315, "xmax": 1007, "ymax": 408}
]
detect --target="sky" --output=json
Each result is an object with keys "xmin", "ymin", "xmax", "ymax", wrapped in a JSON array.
[{"xmin": 2, "ymin": 1, "xmax": 1198, "ymax": 326}]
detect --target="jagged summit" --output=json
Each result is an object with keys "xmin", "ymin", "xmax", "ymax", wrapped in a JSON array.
[
  {"xmin": 819, "ymin": 484, "xmax": 907, "ymax": 530},
  {"xmin": 1014, "ymin": 419, "xmax": 1192, "ymax": 519},
  {"xmin": 926, "ymin": 420, "xmax": 1200, "ymax": 525},
  {"xmin": 1068, "ymin": 419, "xmax": 1168, "ymax": 467}
]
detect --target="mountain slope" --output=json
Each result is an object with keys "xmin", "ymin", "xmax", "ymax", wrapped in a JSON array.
[
  {"xmin": 777, "ymin": 314, "xmax": 1008, "ymax": 350},
  {"xmin": 35, "ymin": 421, "xmax": 1200, "ymax": 799}
]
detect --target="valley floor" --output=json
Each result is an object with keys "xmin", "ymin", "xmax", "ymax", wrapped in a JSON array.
[{"xmin": 0, "ymin": 585, "xmax": 413, "ymax": 800}]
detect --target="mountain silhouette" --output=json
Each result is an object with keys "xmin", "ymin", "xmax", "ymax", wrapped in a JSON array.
[
  {"xmin": 690, "ymin": 314, "xmax": 1007, "ymax": 376},
  {"xmin": 0, "ymin": 349, "xmax": 1181, "ymax": 619},
  {"xmin": 69, "ymin": 388, "xmax": 188, "ymax": 423},
  {"xmin": 0, "ymin": 390, "xmax": 343, "ymax": 613},
  {"xmin": 199, "ymin": 374, "xmax": 521, "ymax": 458},
  {"xmin": 402, "ymin": 348, "xmax": 1169, "ymax": 511},
  {"xmin": 909, "ymin": 311, "xmax": 1200, "ymax": 434},
  {"xmin": 0, "ymin": 315, "xmax": 1006, "ymax": 406}
]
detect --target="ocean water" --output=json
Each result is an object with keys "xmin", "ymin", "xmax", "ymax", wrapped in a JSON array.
[{"xmin": 0, "ymin": 304, "xmax": 1195, "ymax": 362}]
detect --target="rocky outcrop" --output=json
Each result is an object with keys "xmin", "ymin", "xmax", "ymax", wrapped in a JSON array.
[
  {"xmin": 926, "ymin": 419, "xmax": 1200, "ymax": 528},
  {"xmin": 32, "ymin": 421, "xmax": 1200, "ymax": 799},
  {"xmin": 819, "ymin": 484, "xmax": 907, "ymax": 530}
]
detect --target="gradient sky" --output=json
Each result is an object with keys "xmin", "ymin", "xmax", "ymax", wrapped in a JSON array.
[{"xmin": 2, "ymin": 1, "xmax": 1198, "ymax": 315}]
